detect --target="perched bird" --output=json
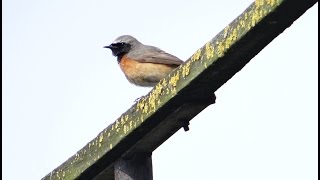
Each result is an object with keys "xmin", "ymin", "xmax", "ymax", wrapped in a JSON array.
[{"xmin": 104, "ymin": 35, "xmax": 183, "ymax": 87}]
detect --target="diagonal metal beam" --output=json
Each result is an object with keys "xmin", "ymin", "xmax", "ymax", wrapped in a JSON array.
[{"xmin": 42, "ymin": 0, "xmax": 318, "ymax": 179}]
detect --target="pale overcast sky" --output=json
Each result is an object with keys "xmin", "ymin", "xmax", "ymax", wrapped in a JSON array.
[{"xmin": 3, "ymin": 1, "xmax": 318, "ymax": 180}]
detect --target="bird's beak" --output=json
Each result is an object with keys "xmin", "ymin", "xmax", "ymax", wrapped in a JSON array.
[{"xmin": 103, "ymin": 45, "xmax": 112, "ymax": 49}]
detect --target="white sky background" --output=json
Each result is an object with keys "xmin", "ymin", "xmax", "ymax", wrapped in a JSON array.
[{"xmin": 3, "ymin": 0, "xmax": 318, "ymax": 180}]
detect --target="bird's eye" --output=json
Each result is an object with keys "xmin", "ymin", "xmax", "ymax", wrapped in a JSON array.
[{"xmin": 114, "ymin": 42, "xmax": 125, "ymax": 47}]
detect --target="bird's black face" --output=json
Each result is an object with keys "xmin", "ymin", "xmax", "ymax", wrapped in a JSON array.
[{"xmin": 104, "ymin": 42, "xmax": 131, "ymax": 57}]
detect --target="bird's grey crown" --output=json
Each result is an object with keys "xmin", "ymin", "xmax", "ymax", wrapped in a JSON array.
[{"xmin": 112, "ymin": 35, "xmax": 142, "ymax": 47}]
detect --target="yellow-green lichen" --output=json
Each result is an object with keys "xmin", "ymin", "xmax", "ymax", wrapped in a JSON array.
[
  {"xmin": 244, "ymin": 12, "xmax": 249, "ymax": 20},
  {"xmin": 120, "ymin": 116, "xmax": 125, "ymax": 125},
  {"xmin": 191, "ymin": 49, "xmax": 202, "ymax": 61},
  {"xmin": 98, "ymin": 133, "xmax": 103, "ymax": 142},
  {"xmin": 142, "ymin": 103, "xmax": 149, "ymax": 114},
  {"xmin": 148, "ymin": 99, "xmax": 156, "ymax": 113},
  {"xmin": 182, "ymin": 61, "xmax": 191, "ymax": 78},
  {"xmin": 205, "ymin": 42, "xmax": 215, "ymax": 59},
  {"xmin": 223, "ymin": 25, "xmax": 231, "ymax": 38},
  {"xmin": 204, "ymin": 62, "xmax": 208, "ymax": 68},
  {"xmin": 134, "ymin": 79, "xmax": 168, "ymax": 116},
  {"xmin": 136, "ymin": 97, "xmax": 147, "ymax": 112},
  {"xmin": 256, "ymin": 0, "xmax": 280, "ymax": 7},
  {"xmin": 123, "ymin": 125, "xmax": 127, "ymax": 134},
  {"xmin": 225, "ymin": 28, "xmax": 238, "ymax": 49},
  {"xmin": 56, "ymin": 172, "xmax": 61, "ymax": 179},
  {"xmin": 98, "ymin": 133, "xmax": 103, "ymax": 147},
  {"xmin": 115, "ymin": 120, "xmax": 120, "ymax": 129},
  {"xmin": 267, "ymin": 0, "xmax": 280, "ymax": 6},
  {"xmin": 239, "ymin": 18, "xmax": 246, "ymax": 28},
  {"xmin": 216, "ymin": 41, "xmax": 225, "ymax": 57},
  {"xmin": 160, "ymin": 79, "xmax": 167, "ymax": 87},
  {"xmin": 75, "ymin": 153, "xmax": 80, "ymax": 160},
  {"xmin": 168, "ymin": 72, "xmax": 180, "ymax": 95},
  {"xmin": 148, "ymin": 82, "xmax": 165, "ymax": 112},
  {"xmin": 140, "ymin": 115, "xmax": 145, "ymax": 123},
  {"xmin": 251, "ymin": 0, "xmax": 278, "ymax": 28},
  {"xmin": 255, "ymin": 0, "xmax": 265, "ymax": 7}
]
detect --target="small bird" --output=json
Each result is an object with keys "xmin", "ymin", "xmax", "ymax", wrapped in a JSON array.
[{"xmin": 104, "ymin": 35, "xmax": 184, "ymax": 87}]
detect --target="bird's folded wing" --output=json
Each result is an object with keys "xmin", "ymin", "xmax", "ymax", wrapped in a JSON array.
[{"xmin": 129, "ymin": 47, "xmax": 184, "ymax": 66}]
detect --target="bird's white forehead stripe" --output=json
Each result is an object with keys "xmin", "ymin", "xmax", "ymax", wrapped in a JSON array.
[{"xmin": 112, "ymin": 39, "xmax": 123, "ymax": 44}]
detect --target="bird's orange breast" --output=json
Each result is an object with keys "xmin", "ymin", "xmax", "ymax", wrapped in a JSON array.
[{"xmin": 119, "ymin": 55, "xmax": 178, "ymax": 87}]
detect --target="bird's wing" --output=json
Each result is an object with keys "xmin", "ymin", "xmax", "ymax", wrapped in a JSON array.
[{"xmin": 128, "ymin": 46, "xmax": 184, "ymax": 66}]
